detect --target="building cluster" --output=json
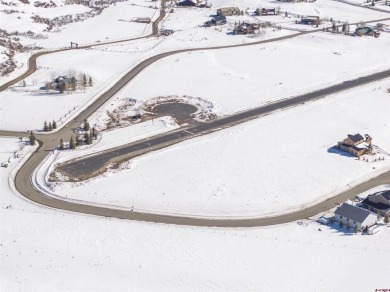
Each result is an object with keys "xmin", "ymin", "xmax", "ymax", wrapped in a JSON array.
[
  {"xmin": 45, "ymin": 76, "xmax": 77, "ymax": 92},
  {"xmin": 354, "ymin": 26, "xmax": 380, "ymax": 38},
  {"xmin": 334, "ymin": 203, "xmax": 378, "ymax": 233}
]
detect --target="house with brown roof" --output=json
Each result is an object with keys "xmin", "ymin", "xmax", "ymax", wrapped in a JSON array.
[{"xmin": 337, "ymin": 133, "xmax": 372, "ymax": 157}]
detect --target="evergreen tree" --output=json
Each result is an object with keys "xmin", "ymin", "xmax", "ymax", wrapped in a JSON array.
[
  {"xmin": 69, "ymin": 136, "xmax": 76, "ymax": 149},
  {"xmin": 52, "ymin": 120, "xmax": 57, "ymax": 129},
  {"xmin": 92, "ymin": 127, "xmax": 97, "ymax": 139},
  {"xmin": 84, "ymin": 119, "xmax": 90, "ymax": 131},
  {"xmin": 82, "ymin": 73, "xmax": 87, "ymax": 88},
  {"xmin": 29, "ymin": 131, "xmax": 36, "ymax": 146},
  {"xmin": 48, "ymin": 122, "xmax": 52, "ymax": 131},
  {"xmin": 76, "ymin": 136, "xmax": 82, "ymax": 147},
  {"xmin": 85, "ymin": 133, "xmax": 92, "ymax": 145},
  {"xmin": 88, "ymin": 76, "xmax": 93, "ymax": 87},
  {"xmin": 338, "ymin": 220, "xmax": 343, "ymax": 228},
  {"xmin": 59, "ymin": 138, "xmax": 64, "ymax": 150},
  {"xmin": 354, "ymin": 224, "xmax": 358, "ymax": 234},
  {"xmin": 44, "ymin": 121, "xmax": 48, "ymax": 132},
  {"xmin": 71, "ymin": 76, "xmax": 77, "ymax": 91},
  {"xmin": 59, "ymin": 82, "xmax": 65, "ymax": 93}
]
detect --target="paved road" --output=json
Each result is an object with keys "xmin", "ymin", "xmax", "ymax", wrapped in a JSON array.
[
  {"xmin": 2, "ymin": 13, "xmax": 390, "ymax": 226},
  {"xmin": 0, "ymin": 4, "xmax": 166, "ymax": 92}
]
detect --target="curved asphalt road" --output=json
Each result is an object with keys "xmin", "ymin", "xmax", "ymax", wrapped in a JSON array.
[
  {"xmin": 0, "ymin": 4, "xmax": 166, "ymax": 92},
  {"xmin": 2, "ymin": 13, "xmax": 390, "ymax": 226}
]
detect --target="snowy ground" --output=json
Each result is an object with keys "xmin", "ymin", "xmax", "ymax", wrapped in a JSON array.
[
  {"xmin": 0, "ymin": 47, "xmax": 152, "ymax": 131},
  {"xmin": 1, "ymin": 137, "xmax": 390, "ymax": 291},
  {"xmin": 0, "ymin": 0, "xmax": 158, "ymax": 85},
  {"xmin": 212, "ymin": 0, "xmax": 388, "ymax": 22},
  {"xmin": 43, "ymin": 78, "xmax": 390, "ymax": 216},
  {"xmin": 113, "ymin": 28, "xmax": 390, "ymax": 116}
]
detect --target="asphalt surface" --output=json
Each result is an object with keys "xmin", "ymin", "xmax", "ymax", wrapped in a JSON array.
[
  {"xmin": 59, "ymin": 68, "xmax": 390, "ymax": 179},
  {"xmin": 1, "ymin": 12, "xmax": 390, "ymax": 226}
]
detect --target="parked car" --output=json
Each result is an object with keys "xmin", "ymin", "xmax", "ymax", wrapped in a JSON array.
[{"xmin": 317, "ymin": 217, "xmax": 329, "ymax": 225}]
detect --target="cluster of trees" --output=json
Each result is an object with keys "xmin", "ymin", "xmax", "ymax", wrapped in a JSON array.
[
  {"xmin": 46, "ymin": 71, "xmax": 93, "ymax": 94},
  {"xmin": 338, "ymin": 220, "xmax": 359, "ymax": 234},
  {"xmin": 58, "ymin": 119, "xmax": 97, "ymax": 150},
  {"xmin": 43, "ymin": 120, "xmax": 57, "ymax": 132},
  {"xmin": 324, "ymin": 21, "xmax": 350, "ymax": 35}
]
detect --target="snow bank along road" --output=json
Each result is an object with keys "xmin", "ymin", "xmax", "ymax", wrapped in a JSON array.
[{"xmin": 2, "ymin": 16, "xmax": 390, "ymax": 227}]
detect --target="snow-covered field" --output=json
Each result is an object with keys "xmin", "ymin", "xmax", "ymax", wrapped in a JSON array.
[
  {"xmin": 2, "ymin": 0, "xmax": 390, "ymax": 289},
  {"xmin": 114, "ymin": 29, "xmax": 390, "ymax": 116},
  {"xmin": 1, "ymin": 137, "xmax": 390, "ymax": 291},
  {"xmin": 45, "ymin": 78, "xmax": 390, "ymax": 216},
  {"xmin": 0, "ymin": 47, "xmax": 151, "ymax": 131}
]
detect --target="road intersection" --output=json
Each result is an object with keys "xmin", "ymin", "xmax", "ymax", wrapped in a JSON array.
[{"xmin": 1, "ymin": 10, "xmax": 390, "ymax": 227}]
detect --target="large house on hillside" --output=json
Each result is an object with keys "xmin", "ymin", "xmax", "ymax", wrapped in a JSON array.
[
  {"xmin": 334, "ymin": 203, "xmax": 377, "ymax": 231},
  {"xmin": 362, "ymin": 190, "xmax": 390, "ymax": 217}
]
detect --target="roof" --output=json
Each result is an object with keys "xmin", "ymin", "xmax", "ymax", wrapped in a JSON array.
[
  {"xmin": 213, "ymin": 15, "xmax": 226, "ymax": 21},
  {"xmin": 335, "ymin": 203, "xmax": 374, "ymax": 223},
  {"xmin": 380, "ymin": 190, "xmax": 390, "ymax": 201},
  {"xmin": 348, "ymin": 133, "xmax": 364, "ymax": 143},
  {"xmin": 177, "ymin": 0, "xmax": 195, "ymax": 6},
  {"xmin": 362, "ymin": 197, "xmax": 390, "ymax": 212},
  {"xmin": 218, "ymin": 6, "xmax": 240, "ymax": 11}
]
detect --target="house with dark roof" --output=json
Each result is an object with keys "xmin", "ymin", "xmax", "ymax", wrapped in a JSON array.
[
  {"xmin": 337, "ymin": 133, "xmax": 372, "ymax": 157},
  {"xmin": 335, "ymin": 203, "xmax": 377, "ymax": 231},
  {"xmin": 204, "ymin": 15, "xmax": 227, "ymax": 27},
  {"xmin": 177, "ymin": 0, "xmax": 196, "ymax": 7},
  {"xmin": 362, "ymin": 190, "xmax": 390, "ymax": 217},
  {"xmin": 255, "ymin": 8, "xmax": 276, "ymax": 16},
  {"xmin": 355, "ymin": 26, "xmax": 380, "ymax": 38}
]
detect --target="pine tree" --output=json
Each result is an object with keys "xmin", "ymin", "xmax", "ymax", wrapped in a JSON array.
[
  {"xmin": 92, "ymin": 127, "xmax": 97, "ymax": 139},
  {"xmin": 48, "ymin": 122, "xmax": 52, "ymax": 131},
  {"xmin": 59, "ymin": 82, "xmax": 65, "ymax": 93},
  {"xmin": 338, "ymin": 220, "xmax": 343, "ymax": 228},
  {"xmin": 84, "ymin": 132, "xmax": 91, "ymax": 145},
  {"xmin": 52, "ymin": 120, "xmax": 57, "ymax": 129},
  {"xmin": 59, "ymin": 138, "xmax": 64, "ymax": 150},
  {"xmin": 84, "ymin": 119, "xmax": 90, "ymax": 131},
  {"xmin": 332, "ymin": 22, "xmax": 336, "ymax": 33},
  {"xmin": 69, "ymin": 136, "xmax": 76, "ymax": 149},
  {"xmin": 76, "ymin": 137, "xmax": 82, "ymax": 147},
  {"xmin": 44, "ymin": 121, "xmax": 48, "ymax": 132},
  {"xmin": 83, "ymin": 73, "xmax": 87, "ymax": 88},
  {"xmin": 71, "ymin": 76, "xmax": 77, "ymax": 91},
  {"xmin": 29, "ymin": 131, "xmax": 36, "ymax": 146},
  {"xmin": 88, "ymin": 76, "xmax": 93, "ymax": 87},
  {"xmin": 354, "ymin": 224, "xmax": 358, "ymax": 234}
]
